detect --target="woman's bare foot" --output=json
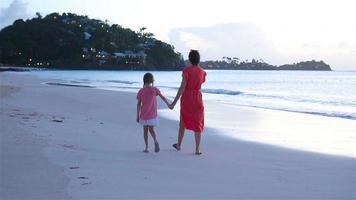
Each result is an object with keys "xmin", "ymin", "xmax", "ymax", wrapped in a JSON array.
[
  {"xmin": 172, "ymin": 143, "xmax": 180, "ymax": 151},
  {"xmin": 195, "ymin": 151, "xmax": 202, "ymax": 155},
  {"xmin": 143, "ymin": 149, "xmax": 149, "ymax": 153}
]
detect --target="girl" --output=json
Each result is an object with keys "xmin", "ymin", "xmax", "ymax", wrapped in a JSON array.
[
  {"xmin": 136, "ymin": 72, "xmax": 170, "ymax": 153},
  {"xmin": 170, "ymin": 50, "xmax": 207, "ymax": 155}
]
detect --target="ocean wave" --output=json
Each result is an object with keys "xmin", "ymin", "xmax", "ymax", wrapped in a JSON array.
[
  {"xmin": 242, "ymin": 93, "xmax": 356, "ymax": 107},
  {"xmin": 107, "ymin": 86, "xmax": 142, "ymax": 90},
  {"xmin": 274, "ymin": 107, "xmax": 356, "ymax": 120},
  {"xmin": 155, "ymin": 87, "xmax": 244, "ymax": 96},
  {"xmin": 158, "ymin": 85, "xmax": 354, "ymax": 108},
  {"xmin": 202, "ymin": 89, "xmax": 244, "ymax": 95},
  {"xmin": 46, "ymin": 82, "xmax": 95, "ymax": 88},
  {"xmin": 300, "ymin": 111, "xmax": 356, "ymax": 120},
  {"xmin": 70, "ymin": 80, "xmax": 91, "ymax": 84},
  {"xmin": 224, "ymin": 102, "xmax": 356, "ymax": 120},
  {"xmin": 155, "ymin": 86, "xmax": 179, "ymax": 90},
  {"xmin": 105, "ymin": 80, "xmax": 138, "ymax": 84}
]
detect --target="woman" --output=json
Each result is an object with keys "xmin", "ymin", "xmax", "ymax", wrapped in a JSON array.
[{"xmin": 170, "ymin": 50, "xmax": 207, "ymax": 155}]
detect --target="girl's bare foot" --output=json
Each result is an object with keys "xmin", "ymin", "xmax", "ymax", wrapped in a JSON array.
[
  {"xmin": 195, "ymin": 151, "xmax": 202, "ymax": 155},
  {"xmin": 172, "ymin": 143, "xmax": 180, "ymax": 151},
  {"xmin": 143, "ymin": 149, "xmax": 149, "ymax": 153},
  {"xmin": 154, "ymin": 142, "xmax": 160, "ymax": 152}
]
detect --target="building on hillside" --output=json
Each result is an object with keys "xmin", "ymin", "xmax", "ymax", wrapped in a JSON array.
[{"xmin": 113, "ymin": 51, "xmax": 147, "ymax": 65}]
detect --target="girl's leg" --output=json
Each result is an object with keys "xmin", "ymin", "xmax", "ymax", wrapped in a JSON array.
[
  {"xmin": 148, "ymin": 126, "xmax": 160, "ymax": 152},
  {"xmin": 148, "ymin": 126, "xmax": 157, "ymax": 143},
  {"xmin": 194, "ymin": 132, "xmax": 202, "ymax": 155},
  {"xmin": 143, "ymin": 126, "xmax": 149, "ymax": 152}
]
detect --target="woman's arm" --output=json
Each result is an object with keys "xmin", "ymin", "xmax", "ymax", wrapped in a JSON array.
[
  {"xmin": 136, "ymin": 100, "xmax": 141, "ymax": 122},
  {"xmin": 170, "ymin": 75, "xmax": 187, "ymax": 109}
]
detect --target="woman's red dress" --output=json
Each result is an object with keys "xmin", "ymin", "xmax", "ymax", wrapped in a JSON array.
[{"xmin": 180, "ymin": 65, "xmax": 207, "ymax": 133}]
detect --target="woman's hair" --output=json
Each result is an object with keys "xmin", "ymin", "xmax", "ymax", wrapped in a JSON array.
[
  {"xmin": 143, "ymin": 72, "xmax": 154, "ymax": 85},
  {"xmin": 189, "ymin": 50, "xmax": 200, "ymax": 65}
]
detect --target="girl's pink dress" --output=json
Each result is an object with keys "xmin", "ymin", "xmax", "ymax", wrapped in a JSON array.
[
  {"xmin": 137, "ymin": 86, "xmax": 161, "ymax": 120},
  {"xmin": 180, "ymin": 65, "xmax": 207, "ymax": 133}
]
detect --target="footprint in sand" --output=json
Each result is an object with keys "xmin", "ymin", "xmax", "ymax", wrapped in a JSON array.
[
  {"xmin": 78, "ymin": 177, "xmax": 91, "ymax": 186},
  {"xmin": 58, "ymin": 144, "xmax": 78, "ymax": 150},
  {"xmin": 52, "ymin": 119, "xmax": 63, "ymax": 122},
  {"xmin": 69, "ymin": 166, "xmax": 80, "ymax": 170},
  {"xmin": 51, "ymin": 116, "xmax": 65, "ymax": 123}
]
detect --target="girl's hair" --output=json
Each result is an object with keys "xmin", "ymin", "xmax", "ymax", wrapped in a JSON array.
[
  {"xmin": 189, "ymin": 50, "xmax": 200, "ymax": 65},
  {"xmin": 143, "ymin": 72, "xmax": 154, "ymax": 85}
]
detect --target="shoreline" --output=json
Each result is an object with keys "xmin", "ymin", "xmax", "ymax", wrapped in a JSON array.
[
  {"xmin": 1, "ymin": 72, "xmax": 355, "ymax": 199},
  {"xmin": 24, "ymin": 69, "xmax": 356, "ymax": 122},
  {"xmin": 161, "ymin": 98, "xmax": 356, "ymax": 158},
  {"xmin": 1, "ymin": 65, "xmax": 335, "ymax": 72},
  {"xmin": 46, "ymin": 81, "xmax": 356, "ymax": 121}
]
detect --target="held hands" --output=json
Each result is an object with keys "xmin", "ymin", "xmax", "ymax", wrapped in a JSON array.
[
  {"xmin": 168, "ymin": 104, "xmax": 174, "ymax": 110},
  {"xmin": 136, "ymin": 115, "xmax": 139, "ymax": 123},
  {"xmin": 168, "ymin": 101, "xmax": 176, "ymax": 110},
  {"xmin": 165, "ymin": 101, "xmax": 174, "ymax": 110},
  {"xmin": 164, "ymin": 98, "xmax": 175, "ymax": 110}
]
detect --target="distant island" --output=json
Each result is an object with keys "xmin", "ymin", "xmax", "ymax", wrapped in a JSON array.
[
  {"xmin": 0, "ymin": 12, "xmax": 332, "ymax": 71},
  {"xmin": 199, "ymin": 58, "xmax": 332, "ymax": 71}
]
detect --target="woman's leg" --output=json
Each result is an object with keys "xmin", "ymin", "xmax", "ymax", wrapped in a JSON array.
[
  {"xmin": 143, "ymin": 126, "xmax": 149, "ymax": 152},
  {"xmin": 176, "ymin": 116, "xmax": 185, "ymax": 150},
  {"xmin": 194, "ymin": 132, "xmax": 202, "ymax": 154}
]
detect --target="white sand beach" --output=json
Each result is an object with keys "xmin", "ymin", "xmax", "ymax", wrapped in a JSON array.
[{"xmin": 1, "ymin": 72, "xmax": 355, "ymax": 199}]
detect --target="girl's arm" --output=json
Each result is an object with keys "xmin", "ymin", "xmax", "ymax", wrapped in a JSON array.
[
  {"xmin": 158, "ymin": 93, "xmax": 170, "ymax": 107},
  {"xmin": 171, "ymin": 75, "xmax": 187, "ymax": 109},
  {"xmin": 136, "ymin": 100, "xmax": 141, "ymax": 122}
]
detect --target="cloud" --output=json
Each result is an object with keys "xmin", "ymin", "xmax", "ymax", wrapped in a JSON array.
[
  {"xmin": 169, "ymin": 23, "xmax": 283, "ymax": 63},
  {"xmin": 175, "ymin": 31, "xmax": 217, "ymax": 51},
  {"xmin": 0, "ymin": 0, "xmax": 32, "ymax": 29},
  {"xmin": 169, "ymin": 23, "xmax": 356, "ymax": 70},
  {"xmin": 296, "ymin": 42, "xmax": 356, "ymax": 69}
]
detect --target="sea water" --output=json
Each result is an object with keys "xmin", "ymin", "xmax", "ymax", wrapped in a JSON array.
[{"xmin": 32, "ymin": 69, "xmax": 356, "ymax": 121}]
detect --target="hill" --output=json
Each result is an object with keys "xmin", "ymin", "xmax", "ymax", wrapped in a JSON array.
[{"xmin": 0, "ymin": 12, "xmax": 185, "ymax": 70}]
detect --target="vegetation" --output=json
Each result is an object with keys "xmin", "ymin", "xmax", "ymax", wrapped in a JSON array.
[
  {"xmin": 199, "ymin": 57, "xmax": 332, "ymax": 71},
  {"xmin": 0, "ymin": 12, "xmax": 185, "ymax": 70},
  {"xmin": 278, "ymin": 60, "xmax": 331, "ymax": 71}
]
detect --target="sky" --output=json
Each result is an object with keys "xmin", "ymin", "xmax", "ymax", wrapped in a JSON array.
[{"xmin": 1, "ymin": 0, "xmax": 356, "ymax": 70}]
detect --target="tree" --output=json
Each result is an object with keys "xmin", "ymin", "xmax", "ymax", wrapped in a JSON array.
[
  {"xmin": 36, "ymin": 12, "xmax": 42, "ymax": 19},
  {"xmin": 138, "ymin": 27, "xmax": 154, "ymax": 43},
  {"xmin": 0, "ymin": 12, "xmax": 185, "ymax": 70}
]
